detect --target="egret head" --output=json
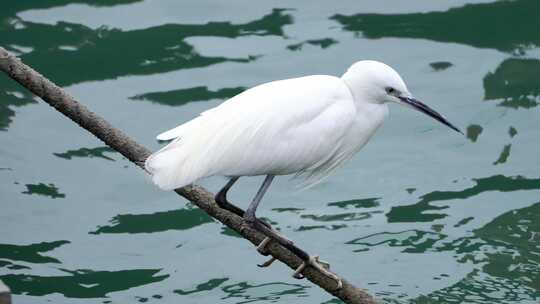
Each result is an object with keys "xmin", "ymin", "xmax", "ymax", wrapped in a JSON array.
[{"xmin": 343, "ymin": 60, "xmax": 462, "ymax": 134}]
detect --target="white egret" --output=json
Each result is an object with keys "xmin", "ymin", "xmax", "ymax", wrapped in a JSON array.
[{"xmin": 145, "ymin": 60, "xmax": 461, "ymax": 288}]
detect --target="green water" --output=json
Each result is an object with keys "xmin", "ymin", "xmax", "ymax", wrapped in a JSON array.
[{"xmin": 1, "ymin": 1, "xmax": 539, "ymax": 303}]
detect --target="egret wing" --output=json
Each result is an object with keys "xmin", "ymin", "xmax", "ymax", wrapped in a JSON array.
[{"xmin": 145, "ymin": 75, "xmax": 356, "ymax": 190}]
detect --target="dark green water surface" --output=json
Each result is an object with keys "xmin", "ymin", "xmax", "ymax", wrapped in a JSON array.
[{"xmin": 1, "ymin": 1, "xmax": 539, "ymax": 303}]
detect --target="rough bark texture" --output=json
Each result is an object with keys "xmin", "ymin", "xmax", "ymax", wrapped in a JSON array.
[{"xmin": 0, "ymin": 47, "xmax": 377, "ymax": 304}]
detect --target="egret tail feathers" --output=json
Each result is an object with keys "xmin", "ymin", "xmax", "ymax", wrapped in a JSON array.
[{"xmin": 144, "ymin": 141, "xmax": 205, "ymax": 190}]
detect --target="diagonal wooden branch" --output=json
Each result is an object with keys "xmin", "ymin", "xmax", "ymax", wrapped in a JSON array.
[{"xmin": 0, "ymin": 47, "xmax": 376, "ymax": 304}]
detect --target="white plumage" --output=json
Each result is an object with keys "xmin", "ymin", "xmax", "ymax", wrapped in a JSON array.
[{"xmin": 145, "ymin": 60, "xmax": 459, "ymax": 191}]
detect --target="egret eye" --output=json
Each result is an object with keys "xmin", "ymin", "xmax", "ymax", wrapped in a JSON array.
[{"xmin": 385, "ymin": 87, "xmax": 396, "ymax": 95}]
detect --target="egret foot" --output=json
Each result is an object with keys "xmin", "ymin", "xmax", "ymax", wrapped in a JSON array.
[
  {"xmin": 244, "ymin": 217, "xmax": 295, "ymax": 251},
  {"xmin": 252, "ymin": 222, "xmax": 303, "ymax": 256},
  {"xmin": 244, "ymin": 216, "xmax": 341, "ymax": 290},
  {"xmin": 244, "ymin": 217, "xmax": 312, "ymax": 266},
  {"xmin": 239, "ymin": 217, "xmax": 274, "ymax": 242},
  {"xmin": 256, "ymin": 236, "xmax": 272, "ymax": 256},
  {"xmin": 292, "ymin": 255, "xmax": 342, "ymax": 290},
  {"xmin": 257, "ymin": 255, "xmax": 277, "ymax": 267}
]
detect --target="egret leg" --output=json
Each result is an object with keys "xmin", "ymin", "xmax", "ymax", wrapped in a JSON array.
[
  {"xmin": 243, "ymin": 175, "xmax": 309, "ymax": 258},
  {"xmin": 243, "ymin": 175, "xmax": 275, "ymax": 224},
  {"xmin": 244, "ymin": 175, "xmax": 342, "ymax": 290},
  {"xmin": 215, "ymin": 177, "xmax": 272, "ymax": 230},
  {"xmin": 215, "ymin": 177, "xmax": 244, "ymax": 217}
]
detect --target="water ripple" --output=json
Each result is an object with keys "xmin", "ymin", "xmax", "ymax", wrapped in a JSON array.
[
  {"xmin": 130, "ymin": 86, "xmax": 245, "ymax": 107},
  {"xmin": 91, "ymin": 208, "xmax": 213, "ymax": 234},
  {"xmin": 331, "ymin": 0, "xmax": 540, "ymax": 53},
  {"xmin": 54, "ymin": 146, "xmax": 116, "ymax": 161},
  {"xmin": 0, "ymin": 240, "xmax": 69, "ymax": 264},
  {"xmin": 387, "ymin": 175, "xmax": 540, "ymax": 223},
  {"xmin": 1, "ymin": 268, "xmax": 168, "ymax": 298}
]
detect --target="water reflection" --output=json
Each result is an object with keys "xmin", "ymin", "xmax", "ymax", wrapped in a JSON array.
[
  {"xmin": 286, "ymin": 38, "xmax": 338, "ymax": 51},
  {"xmin": 174, "ymin": 278, "xmax": 309, "ymax": 302},
  {"xmin": 0, "ymin": 240, "xmax": 69, "ymax": 264},
  {"xmin": 387, "ymin": 175, "xmax": 540, "ymax": 223},
  {"xmin": 54, "ymin": 146, "xmax": 115, "ymax": 161},
  {"xmin": 429, "ymin": 61, "xmax": 453, "ymax": 71},
  {"xmin": 91, "ymin": 207, "xmax": 213, "ymax": 234},
  {"xmin": 0, "ymin": 7, "xmax": 292, "ymax": 130},
  {"xmin": 483, "ymin": 58, "xmax": 540, "ymax": 109},
  {"xmin": 474, "ymin": 203, "xmax": 539, "ymax": 288},
  {"xmin": 301, "ymin": 211, "xmax": 381, "ymax": 222},
  {"xmin": 415, "ymin": 202, "xmax": 539, "ymax": 303},
  {"xmin": 130, "ymin": 86, "xmax": 245, "ymax": 106},
  {"xmin": 332, "ymin": 0, "xmax": 540, "ymax": 53},
  {"xmin": 466, "ymin": 124, "xmax": 482, "ymax": 142},
  {"xmin": 417, "ymin": 271, "xmax": 536, "ymax": 304},
  {"xmin": 1, "ymin": 268, "xmax": 168, "ymax": 298},
  {"xmin": 0, "ymin": 0, "xmax": 144, "ymax": 21},
  {"xmin": 493, "ymin": 144, "xmax": 511, "ymax": 165},
  {"xmin": 21, "ymin": 183, "xmax": 66, "ymax": 199},
  {"xmin": 347, "ymin": 202, "xmax": 538, "ymax": 302},
  {"xmin": 174, "ymin": 277, "xmax": 229, "ymax": 295},
  {"xmin": 508, "ymin": 127, "xmax": 517, "ymax": 138},
  {"xmin": 328, "ymin": 197, "xmax": 380, "ymax": 209},
  {"xmin": 0, "ymin": 260, "xmax": 29, "ymax": 270},
  {"xmin": 1, "ymin": 9, "xmax": 292, "ymax": 86},
  {"xmin": 295, "ymin": 197, "xmax": 381, "ymax": 231},
  {"xmin": 271, "ymin": 207, "xmax": 304, "ymax": 213},
  {"xmin": 347, "ymin": 230, "xmax": 446, "ymax": 253},
  {"xmin": 0, "ymin": 80, "xmax": 37, "ymax": 131},
  {"xmin": 454, "ymin": 216, "xmax": 474, "ymax": 228},
  {"xmin": 221, "ymin": 281, "xmax": 308, "ymax": 303},
  {"xmin": 295, "ymin": 224, "xmax": 346, "ymax": 232}
]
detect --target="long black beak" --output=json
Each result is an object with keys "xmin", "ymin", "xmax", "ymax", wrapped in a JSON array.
[{"xmin": 398, "ymin": 96, "xmax": 463, "ymax": 134}]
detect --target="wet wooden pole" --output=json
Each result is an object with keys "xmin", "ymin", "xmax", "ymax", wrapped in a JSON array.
[
  {"xmin": 0, "ymin": 280, "xmax": 10, "ymax": 304},
  {"xmin": 0, "ymin": 47, "xmax": 377, "ymax": 304}
]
